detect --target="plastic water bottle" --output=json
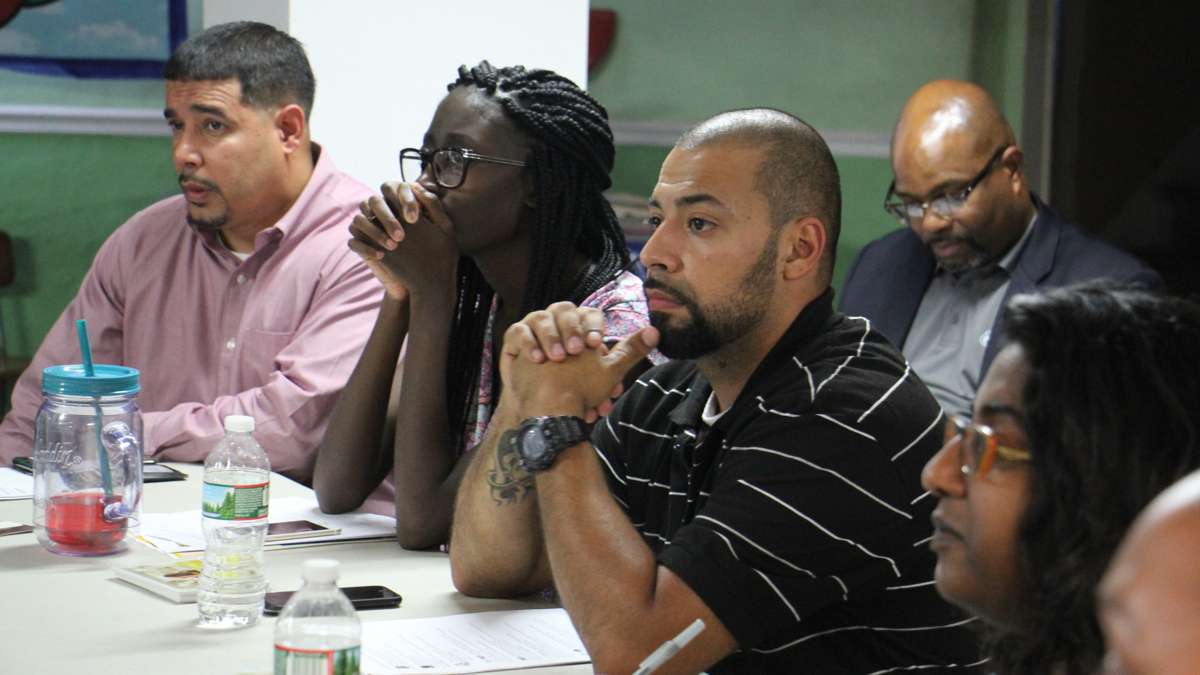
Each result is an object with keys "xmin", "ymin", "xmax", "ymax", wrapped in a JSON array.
[
  {"xmin": 198, "ymin": 414, "xmax": 270, "ymax": 628},
  {"xmin": 274, "ymin": 559, "xmax": 362, "ymax": 674}
]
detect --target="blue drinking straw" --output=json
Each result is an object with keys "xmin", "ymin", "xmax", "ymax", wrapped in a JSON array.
[
  {"xmin": 76, "ymin": 320, "xmax": 114, "ymax": 500},
  {"xmin": 76, "ymin": 319, "xmax": 95, "ymax": 377}
]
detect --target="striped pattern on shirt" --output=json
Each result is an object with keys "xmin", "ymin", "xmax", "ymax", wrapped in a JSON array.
[{"xmin": 591, "ymin": 290, "xmax": 983, "ymax": 673}]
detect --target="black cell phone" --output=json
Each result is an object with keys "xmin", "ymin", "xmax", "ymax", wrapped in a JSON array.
[
  {"xmin": 265, "ymin": 519, "xmax": 338, "ymax": 542},
  {"xmin": 263, "ymin": 585, "xmax": 402, "ymax": 615},
  {"xmin": 11, "ymin": 456, "xmax": 187, "ymax": 482},
  {"xmin": 143, "ymin": 462, "xmax": 188, "ymax": 483},
  {"xmin": 11, "ymin": 457, "xmax": 32, "ymax": 475}
]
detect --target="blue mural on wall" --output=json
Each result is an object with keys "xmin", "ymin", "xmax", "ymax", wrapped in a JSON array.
[{"xmin": 0, "ymin": 0, "xmax": 186, "ymax": 79}]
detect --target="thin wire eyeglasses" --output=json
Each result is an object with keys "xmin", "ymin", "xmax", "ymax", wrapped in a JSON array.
[
  {"xmin": 883, "ymin": 145, "xmax": 1011, "ymax": 225},
  {"xmin": 398, "ymin": 146, "xmax": 526, "ymax": 189}
]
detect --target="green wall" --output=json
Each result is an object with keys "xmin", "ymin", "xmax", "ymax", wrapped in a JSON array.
[
  {"xmin": 591, "ymin": 0, "xmax": 1027, "ymax": 291},
  {"xmin": 0, "ymin": 0, "xmax": 199, "ymax": 358},
  {"xmin": 590, "ymin": 0, "xmax": 978, "ymax": 132},
  {"xmin": 970, "ymin": 0, "xmax": 1029, "ymax": 128},
  {"xmin": 0, "ymin": 133, "xmax": 177, "ymax": 356}
]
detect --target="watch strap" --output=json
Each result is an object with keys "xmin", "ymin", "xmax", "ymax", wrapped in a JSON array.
[
  {"xmin": 516, "ymin": 415, "xmax": 592, "ymax": 472},
  {"xmin": 543, "ymin": 415, "xmax": 591, "ymax": 446}
]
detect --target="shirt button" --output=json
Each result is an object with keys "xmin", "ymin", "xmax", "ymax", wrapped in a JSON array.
[
  {"xmin": 225, "ymin": 338, "xmax": 236, "ymax": 351},
  {"xmin": 236, "ymin": 274, "xmax": 247, "ymax": 285}
]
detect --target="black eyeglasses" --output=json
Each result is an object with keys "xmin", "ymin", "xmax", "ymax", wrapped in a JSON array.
[
  {"xmin": 398, "ymin": 147, "xmax": 526, "ymax": 190},
  {"xmin": 883, "ymin": 145, "xmax": 1011, "ymax": 225}
]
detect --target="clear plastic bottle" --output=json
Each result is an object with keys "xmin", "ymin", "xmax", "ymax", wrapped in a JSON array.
[
  {"xmin": 274, "ymin": 559, "xmax": 362, "ymax": 675},
  {"xmin": 198, "ymin": 414, "xmax": 270, "ymax": 628}
]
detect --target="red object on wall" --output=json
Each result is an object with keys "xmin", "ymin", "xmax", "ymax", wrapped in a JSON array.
[
  {"xmin": 588, "ymin": 9, "xmax": 617, "ymax": 71},
  {"xmin": 0, "ymin": 0, "xmax": 23, "ymax": 30}
]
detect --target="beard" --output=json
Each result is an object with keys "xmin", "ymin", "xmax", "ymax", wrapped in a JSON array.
[
  {"xmin": 924, "ymin": 231, "xmax": 994, "ymax": 274},
  {"xmin": 186, "ymin": 211, "xmax": 229, "ymax": 232},
  {"xmin": 645, "ymin": 230, "xmax": 779, "ymax": 360},
  {"xmin": 179, "ymin": 175, "xmax": 229, "ymax": 232}
]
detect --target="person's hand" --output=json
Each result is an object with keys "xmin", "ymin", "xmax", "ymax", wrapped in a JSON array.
[
  {"xmin": 347, "ymin": 181, "xmax": 459, "ymax": 300},
  {"xmin": 509, "ymin": 302, "xmax": 608, "ymax": 363},
  {"xmin": 499, "ymin": 302, "xmax": 617, "ymax": 422},
  {"xmin": 501, "ymin": 309, "xmax": 659, "ymax": 423}
]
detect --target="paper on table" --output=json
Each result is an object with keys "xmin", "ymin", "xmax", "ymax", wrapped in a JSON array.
[
  {"xmin": 0, "ymin": 467, "xmax": 34, "ymax": 500},
  {"xmin": 137, "ymin": 496, "xmax": 395, "ymax": 554},
  {"xmin": 360, "ymin": 608, "xmax": 590, "ymax": 674}
]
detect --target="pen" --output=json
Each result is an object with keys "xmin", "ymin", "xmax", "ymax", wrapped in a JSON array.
[{"xmin": 631, "ymin": 618, "xmax": 706, "ymax": 675}]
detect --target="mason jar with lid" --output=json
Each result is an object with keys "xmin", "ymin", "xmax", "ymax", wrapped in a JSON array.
[{"xmin": 32, "ymin": 364, "xmax": 143, "ymax": 556}]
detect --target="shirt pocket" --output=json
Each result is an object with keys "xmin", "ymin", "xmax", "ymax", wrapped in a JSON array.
[{"xmin": 236, "ymin": 328, "xmax": 295, "ymax": 384}]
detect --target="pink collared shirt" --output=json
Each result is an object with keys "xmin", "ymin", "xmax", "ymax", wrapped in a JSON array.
[{"xmin": 0, "ymin": 146, "xmax": 381, "ymax": 484}]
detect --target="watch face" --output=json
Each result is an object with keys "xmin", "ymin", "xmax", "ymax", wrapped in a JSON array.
[
  {"xmin": 520, "ymin": 425, "xmax": 550, "ymax": 463},
  {"xmin": 515, "ymin": 416, "xmax": 590, "ymax": 472}
]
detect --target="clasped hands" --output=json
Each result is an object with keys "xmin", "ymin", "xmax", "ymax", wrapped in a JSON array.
[
  {"xmin": 500, "ymin": 301, "xmax": 659, "ymax": 423},
  {"xmin": 347, "ymin": 181, "xmax": 459, "ymax": 300}
]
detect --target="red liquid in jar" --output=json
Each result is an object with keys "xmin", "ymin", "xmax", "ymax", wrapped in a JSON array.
[{"xmin": 45, "ymin": 492, "xmax": 126, "ymax": 554}]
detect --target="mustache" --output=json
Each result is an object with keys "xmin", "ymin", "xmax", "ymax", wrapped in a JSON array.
[
  {"xmin": 923, "ymin": 232, "xmax": 968, "ymax": 247},
  {"xmin": 178, "ymin": 174, "xmax": 220, "ymax": 192},
  {"xmin": 643, "ymin": 276, "xmax": 690, "ymax": 305},
  {"xmin": 922, "ymin": 230, "xmax": 989, "ymax": 254}
]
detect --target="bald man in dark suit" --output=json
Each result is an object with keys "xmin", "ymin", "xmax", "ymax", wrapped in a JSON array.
[{"xmin": 840, "ymin": 80, "xmax": 1160, "ymax": 416}]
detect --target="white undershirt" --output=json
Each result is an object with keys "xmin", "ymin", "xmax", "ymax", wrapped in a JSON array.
[
  {"xmin": 700, "ymin": 392, "xmax": 730, "ymax": 427},
  {"xmin": 217, "ymin": 231, "xmax": 253, "ymax": 261}
]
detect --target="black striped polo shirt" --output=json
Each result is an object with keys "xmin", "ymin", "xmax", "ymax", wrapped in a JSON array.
[{"xmin": 592, "ymin": 289, "xmax": 985, "ymax": 673}]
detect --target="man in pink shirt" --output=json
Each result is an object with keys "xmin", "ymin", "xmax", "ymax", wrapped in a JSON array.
[{"xmin": 0, "ymin": 22, "xmax": 380, "ymax": 483}]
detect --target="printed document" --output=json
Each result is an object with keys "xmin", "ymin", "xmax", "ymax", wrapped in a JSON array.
[
  {"xmin": 0, "ymin": 468, "xmax": 33, "ymax": 500},
  {"xmin": 361, "ymin": 608, "xmax": 589, "ymax": 674},
  {"xmin": 137, "ymin": 496, "xmax": 394, "ymax": 553}
]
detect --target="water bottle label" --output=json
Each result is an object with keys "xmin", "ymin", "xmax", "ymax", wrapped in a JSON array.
[
  {"xmin": 274, "ymin": 644, "xmax": 360, "ymax": 675},
  {"xmin": 202, "ymin": 481, "xmax": 269, "ymax": 520}
]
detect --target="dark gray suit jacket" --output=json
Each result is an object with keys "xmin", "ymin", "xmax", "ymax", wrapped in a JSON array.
[{"xmin": 839, "ymin": 196, "xmax": 1163, "ymax": 378}]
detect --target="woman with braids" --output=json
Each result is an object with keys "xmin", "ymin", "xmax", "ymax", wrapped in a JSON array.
[
  {"xmin": 312, "ymin": 61, "xmax": 655, "ymax": 549},
  {"xmin": 921, "ymin": 280, "xmax": 1200, "ymax": 675}
]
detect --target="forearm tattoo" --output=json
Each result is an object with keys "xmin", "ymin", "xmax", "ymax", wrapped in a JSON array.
[{"xmin": 487, "ymin": 440, "xmax": 535, "ymax": 505}]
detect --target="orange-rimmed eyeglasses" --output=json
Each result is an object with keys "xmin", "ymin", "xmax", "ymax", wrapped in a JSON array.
[{"xmin": 943, "ymin": 414, "xmax": 1031, "ymax": 478}]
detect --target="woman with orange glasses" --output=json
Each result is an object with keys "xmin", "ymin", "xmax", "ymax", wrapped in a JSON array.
[{"xmin": 920, "ymin": 280, "xmax": 1200, "ymax": 675}]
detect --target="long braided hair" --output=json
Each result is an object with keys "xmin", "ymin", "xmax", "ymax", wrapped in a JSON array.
[{"xmin": 444, "ymin": 61, "xmax": 629, "ymax": 455}]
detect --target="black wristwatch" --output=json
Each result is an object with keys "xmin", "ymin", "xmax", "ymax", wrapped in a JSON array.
[{"xmin": 505, "ymin": 416, "xmax": 592, "ymax": 473}]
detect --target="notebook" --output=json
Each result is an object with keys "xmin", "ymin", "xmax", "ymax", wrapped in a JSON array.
[{"xmin": 114, "ymin": 559, "xmax": 204, "ymax": 602}]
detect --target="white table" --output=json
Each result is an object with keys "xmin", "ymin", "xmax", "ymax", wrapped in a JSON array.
[{"xmin": 0, "ymin": 465, "xmax": 590, "ymax": 674}]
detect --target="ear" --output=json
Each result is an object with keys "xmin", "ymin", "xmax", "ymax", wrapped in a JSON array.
[
  {"xmin": 780, "ymin": 216, "xmax": 826, "ymax": 281},
  {"xmin": 275, "ymin": 104, "xmax": 307, "ymax": 155},
  {"xmin": 1002, "ymin": 146, "xmax": 1026, "ymax": 193}
]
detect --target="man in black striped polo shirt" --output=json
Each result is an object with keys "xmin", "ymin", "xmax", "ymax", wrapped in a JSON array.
[{"xmin": 450, "ymin": 109, "xmax": 981, "ymax": 673}]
